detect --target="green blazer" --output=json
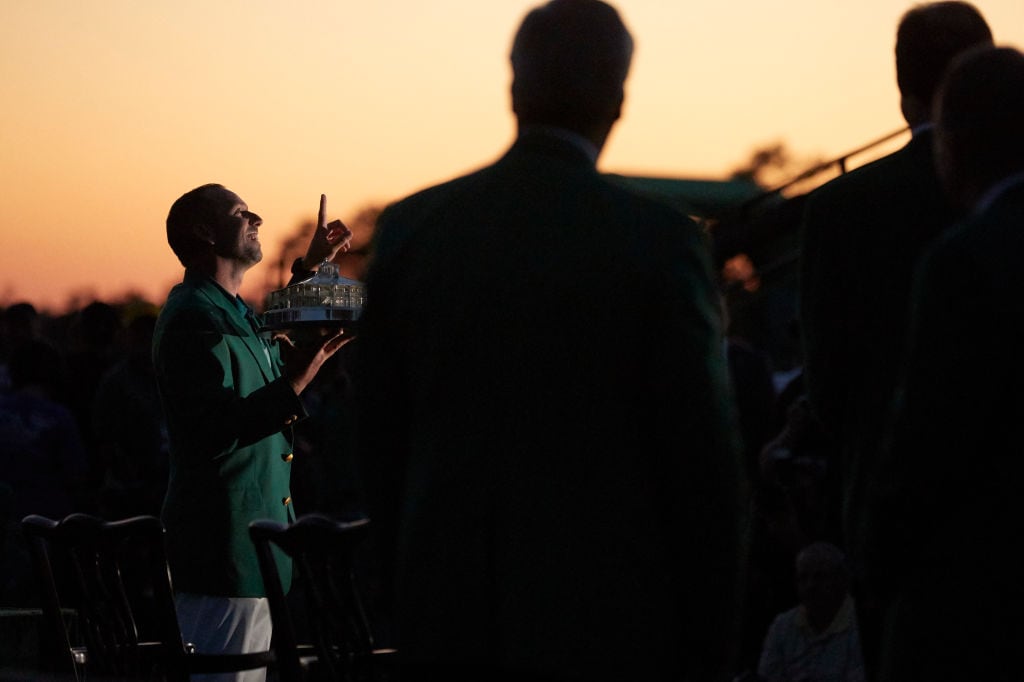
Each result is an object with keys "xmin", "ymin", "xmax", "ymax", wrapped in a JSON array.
[
  {"xmin": 154, "ymin": 269, "xmax": 303, "ymax": 597},
  {"xmin": 357, "ymin": 131, "xmax": 746, "ymax": 680}
]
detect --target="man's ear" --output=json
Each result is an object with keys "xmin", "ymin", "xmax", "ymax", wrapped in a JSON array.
[{"xmin": 193, "ymin": 222, "xmax": 216, "ymax": 245}]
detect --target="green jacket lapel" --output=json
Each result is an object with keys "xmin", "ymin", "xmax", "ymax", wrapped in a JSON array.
[{"xmin": 193, "ymin": 277, "xmax": 278, "ymax": 384}]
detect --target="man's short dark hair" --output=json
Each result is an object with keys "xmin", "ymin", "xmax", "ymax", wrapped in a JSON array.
[
  {"xmin": 936, "ymin": 46, "xmax": 1024, "ymax": 193},
  {"xmin": 511, "ymin": 0, "xmax": 633, "ymax": 133},
  {"xmin": 166, "ymin": 184, "xmax": 227, "ymax": 268},
  {"xmin": 896, "ymin": 2, "xmax": 992, "ymax": 103}
]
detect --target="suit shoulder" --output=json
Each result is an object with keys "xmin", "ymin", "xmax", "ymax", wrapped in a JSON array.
[
  {"xmin": 381, "ymin": 165, "xmax": 493, "ymax": 220},
  {"xmin": 374, "ymin": 167, "xmax": 494, "ymax": 250},
  {"xmin": 156, "ymin": 284, "xmax": 229, "ymax": 335},
  {"xmin": 803, "ymin": 140, "xmax": 945, "ymax": 241},
  {"xmin": 591, "ymin": 182, "xmax": 713, "ymax": 278},
  {"xmin": 599, "ymin": 177, "xmax": 704, "ymax": 241},
  {"xmin": 935, "ymin": 192, "xmax": 1024, "ymax": 265},
  {"xmin": 806, "ymin": 145, "xmax": 915, "ymax": 207}
]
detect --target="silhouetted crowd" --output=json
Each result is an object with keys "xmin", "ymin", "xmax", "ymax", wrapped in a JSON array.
[{"xmin": 0, "ymin": 299, "xmax": 364, "ymax": 592}]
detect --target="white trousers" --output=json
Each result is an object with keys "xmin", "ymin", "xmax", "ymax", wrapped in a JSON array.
[{"xmin": 175, "ymin": 592, "xmax": 273, "ymax": 682}]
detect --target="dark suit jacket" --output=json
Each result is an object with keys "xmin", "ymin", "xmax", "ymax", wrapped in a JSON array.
[
  {"xmin": 865, "ymin": 181, "xmax": 1024, "ymax": 680},
  {"xmin": 798, "ymin": 130, "xmax": 960, "ymax": 550},
  {"xmin": 356, "ymin": 131, "xmax": 746, "ymax": 681},
  {"xmin": 154, "ymin": 269, "xmax": 302, "ymax": 597}
]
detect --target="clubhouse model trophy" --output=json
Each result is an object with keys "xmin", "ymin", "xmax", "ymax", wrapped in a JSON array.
[{"xmin": 261, "ymin": 261, "xmax": 365, "ymax": 337}]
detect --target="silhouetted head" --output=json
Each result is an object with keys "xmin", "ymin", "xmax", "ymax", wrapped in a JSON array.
[
  {"xmin": 9, "ymin": 339, "xmax": 65, "ymax": 397},
  {"xmin": 795, "ymin": 542, "xmax": 850, "ymax": 633},
  {"xmin": 167, "ymin": 184, "xmax": 229, "ymax": 268},
  {"xmin": 166, "ymin": 184, "xmax": 263, "ymax": 271},
  {"xmin": 76, "ymin": 301, "xmax": 120, "ymax": 349},
  {"xmin": 895, "ymin": 2, "xmax": 992, "ymax": 127},
  {"xmin": 934, "ymin": 46, "xmax": 1024, "ymax": 210},
  {"xmin": 511, "ymin": 0, "xmax": 633, "ymax": 148},
  {"xmin": 1, "ymin": 302, "xmax": 39, "ymax": 349}
]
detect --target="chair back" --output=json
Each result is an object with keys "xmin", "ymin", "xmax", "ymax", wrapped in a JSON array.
[
  {"xmin": 21, "ymin": 513, "xmax": 186, "ymax": 681},
  {"xmin": 249, "ymin": 514, "xmax": 379, "ymax": 682},
  {"xmin": 22, "ymin": 513, "xmax": 275, "ymax": 681}
]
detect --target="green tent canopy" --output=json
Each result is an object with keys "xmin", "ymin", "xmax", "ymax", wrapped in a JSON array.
[{"xmin": 604, "ymin": 174, "xmax": 765, "ymax": 219}]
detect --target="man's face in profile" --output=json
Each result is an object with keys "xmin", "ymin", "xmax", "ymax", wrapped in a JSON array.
[{"xmin": 208, "ymin": 187, "xmax": 264, "ymax": 267}]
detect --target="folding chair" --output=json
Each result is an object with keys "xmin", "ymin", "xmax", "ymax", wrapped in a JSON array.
[
  {"xmin": 249, "ymin": 514, "xmax": 395, "ymax": 682},
  {"xmin": 22, "ymin": 513, "xmax": 275, "ymax": 681}
]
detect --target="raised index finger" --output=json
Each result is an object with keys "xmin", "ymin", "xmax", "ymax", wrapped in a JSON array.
[{"xmin": 318, "ymin": 194, "xmax": 327, "ymax": 230}]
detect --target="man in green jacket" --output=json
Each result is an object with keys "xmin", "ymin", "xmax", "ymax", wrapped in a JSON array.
[{"xmin": 154, "ymin": 185, "xmax": 351, "ymax": 681}]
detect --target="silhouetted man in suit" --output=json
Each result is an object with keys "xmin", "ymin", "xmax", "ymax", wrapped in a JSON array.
[
  {"xmin": 797, "ymin": 3, "xmax": 991, "ymax": 673},
  {"xmin": 865, "ymin": 45, "xmax": 1024, "ymax": 682},
  {"xmin": 355, "ymin": 1, "xmax": 746, "ymax": 680}
]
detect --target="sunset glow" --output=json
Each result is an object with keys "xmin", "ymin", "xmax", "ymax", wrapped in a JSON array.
[{"xmin": 3, "ymin": 0, "xmax": 1024, "ymax": 311}]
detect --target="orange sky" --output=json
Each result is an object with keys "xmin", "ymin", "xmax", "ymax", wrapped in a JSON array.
[{"xmin": 3, "ymin": 0, "xmax": 1024, "ymax": 312}]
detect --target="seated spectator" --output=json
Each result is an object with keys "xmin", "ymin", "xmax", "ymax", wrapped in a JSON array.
[{"xmin": 758, "ymin": 542, "xmax": 865, "ymax": 682}]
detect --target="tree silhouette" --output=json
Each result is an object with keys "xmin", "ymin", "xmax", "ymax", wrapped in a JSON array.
[{"xmin": 729, "ymin": 142, "xmax": 804, "ymax": 189}]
